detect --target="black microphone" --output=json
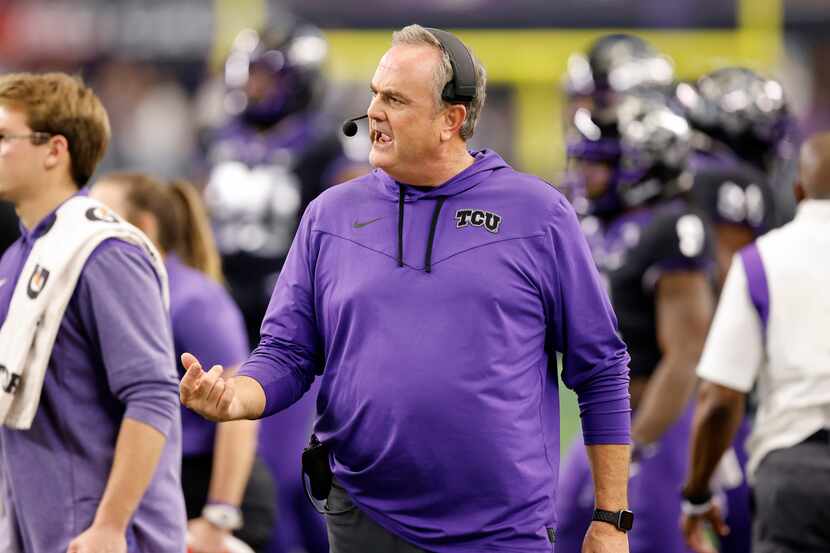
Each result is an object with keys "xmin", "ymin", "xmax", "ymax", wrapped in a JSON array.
[{"xmin": 342, "ymin": 115, "xmax": 368, "ymax": 137}]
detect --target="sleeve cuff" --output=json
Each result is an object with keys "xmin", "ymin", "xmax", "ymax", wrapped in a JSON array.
[
  {"xmin": 237, "ymin": 359, "xmax": 306, "ymax": 417},
  {"xmin": 124, "ymin": 401, "xmax": 178, "ymax": 438}
]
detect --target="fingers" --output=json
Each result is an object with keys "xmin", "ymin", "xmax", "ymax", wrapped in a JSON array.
[
  {"xmin": 682, "ymin": 516, "xmax": 705, "ymax": 553},
  {"xmin": 682, "ymin": 512, "xmax": 723, "ymax": 553},
  {"xmin": 707, "ymin": 508, "xmax": 730, "ymax": 537},
  {"xmin": 180, "ymin": 357, "xmax": 228, "ymax": 419},
  {"xmin": 216, "ymin": 377, "xmax": 236, "ymax": 417},
  {"xmin": 179, "ymin": 357, "xmax": 204, "ymax": 404},
  {"xmin": 181, "ymin": 352, "xmax": 199, "ymax": 371},
  {"xmin": 202, "ymin": 365, "xmax": 225, "ymax": 404}
]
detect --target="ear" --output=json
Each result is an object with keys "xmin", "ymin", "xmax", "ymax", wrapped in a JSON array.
[
  {"xmin": 42, "ymin": 134, "xmax": 69, "ymax": 172},
  {"xmin": 439, "ymin": 104, "xmax": 468, "ymax": 142},
  {"xmin": 794, "ymin": 180, "xmax": 806, "ymax": 204}
]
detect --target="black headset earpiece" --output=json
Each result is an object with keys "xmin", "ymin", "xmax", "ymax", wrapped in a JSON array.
[{"xmin": 424, "ymin": 28, "xmax": 477, "ymax": 104}]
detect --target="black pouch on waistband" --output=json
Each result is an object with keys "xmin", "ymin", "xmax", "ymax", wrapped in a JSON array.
[{"xmin": 301, "ymin": 434, "xmax": 333, "ymax": 501}]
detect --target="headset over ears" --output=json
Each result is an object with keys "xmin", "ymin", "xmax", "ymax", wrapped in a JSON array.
[
  {"xmin": 341, "ymin": 28, "xmax": 478, "ymax": 137},
  {"xmin": 424, "ymin": 28, "xmax": 477, "ymax": 104}
]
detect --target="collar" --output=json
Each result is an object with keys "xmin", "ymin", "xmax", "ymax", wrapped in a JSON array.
[
  {"xmin": 795, "ymin": 199, "xmax": 830, "ymax": 223},
  {"xmin": 19, "ymin": 187, "xmax": 89, "ymax": 245}
]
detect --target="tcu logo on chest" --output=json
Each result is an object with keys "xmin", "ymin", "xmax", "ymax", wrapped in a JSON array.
[{"xmin": 455, "ymin": 209, "xmax": 502, "ymax": 234}]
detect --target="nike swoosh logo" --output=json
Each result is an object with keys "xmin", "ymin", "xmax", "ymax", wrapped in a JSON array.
[{"xmin": 352, "ymin": 217, "xmax": 385, "ymax": 229}]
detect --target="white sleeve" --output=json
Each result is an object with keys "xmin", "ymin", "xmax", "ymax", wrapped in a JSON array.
[{"xmin": 696, "ymin": 255, "xmax": 764, "ymax": 392}]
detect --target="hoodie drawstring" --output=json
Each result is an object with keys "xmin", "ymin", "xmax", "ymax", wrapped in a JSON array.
[
  {"xmin": 397, "ymin": 185, "xmax": 405, "ymax": 267},
  {"xmin": 397, "ymin": 185, "xmax": 447, "ymax": 273},
  {"xmin": 424, "ymin": 196, "xmax": 447, "ymax": 274}
]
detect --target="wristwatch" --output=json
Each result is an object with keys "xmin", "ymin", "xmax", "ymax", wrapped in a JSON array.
[
  {"xmin": 681, "ymin": 488, "xmax": 714, "ymax": 516},
  {"xmin": 202, "ymin": 502, "xmax": 244, "ymax": 531},
  {"xmin": 592, "ymin": 508, "xmax": 634, "ymax": 532}
]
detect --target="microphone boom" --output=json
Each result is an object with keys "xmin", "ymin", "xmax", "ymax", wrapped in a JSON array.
[{"xmin": 342, "ymin": 115, "xmax": 368, "ymax": 137}]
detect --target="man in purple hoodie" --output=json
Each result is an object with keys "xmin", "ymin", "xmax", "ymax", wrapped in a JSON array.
[{"xmin": 181, "ymin": 25, "xmax": 632, "ymax": 553}]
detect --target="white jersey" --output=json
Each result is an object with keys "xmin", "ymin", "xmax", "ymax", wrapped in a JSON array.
[{"xmin": 696, "ymin": 199, "xmax": 830, "ymax": 480}]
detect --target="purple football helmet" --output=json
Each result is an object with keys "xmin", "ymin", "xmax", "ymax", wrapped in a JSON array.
[
  {"xmin": 567, "ymin": 94, "xmax": 693, "ymax": 217},
  {"xmin": 224, "ymin": 22, "xmax": 327, "ymax": 127}
]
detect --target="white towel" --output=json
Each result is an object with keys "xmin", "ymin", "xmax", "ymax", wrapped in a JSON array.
[{"xmin": 0, "ymin": 196, "xmax": 167, "ymax": 429}]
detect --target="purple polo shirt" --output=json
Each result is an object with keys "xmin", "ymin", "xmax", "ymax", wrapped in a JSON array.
[
  {"xmin": 239, "ymin": 150, "xmax": 631, "ymax": 552},
  {"xmin": 0, "ymin": 198, "xmax": 186, "ymax": 552},
  {"xmin": 166, "ymin": 254, "xmax": 249, "ymax": 457}
]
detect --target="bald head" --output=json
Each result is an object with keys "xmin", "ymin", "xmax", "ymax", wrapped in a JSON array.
[{"xmin": 799, "ymin": 132, "xmax": 830, "ymax": 199}]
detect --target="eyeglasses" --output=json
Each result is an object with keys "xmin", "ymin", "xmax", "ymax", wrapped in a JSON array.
[{"xmin": 0, "ymin": 132, "xmax": 52, "ymax": 145}]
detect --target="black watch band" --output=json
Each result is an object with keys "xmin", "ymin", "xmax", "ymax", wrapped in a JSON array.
[{"xmin": 592, "ymin": 508, "xmax": 634, "ymax": 532}]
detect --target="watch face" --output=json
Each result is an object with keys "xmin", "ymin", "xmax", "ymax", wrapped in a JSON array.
[{"xmin": 618, "ymin": 510, "xmax": 634, "ymax": 530}]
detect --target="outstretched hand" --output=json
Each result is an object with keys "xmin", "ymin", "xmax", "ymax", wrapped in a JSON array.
[
  {"xmin": 681, "ymin": 503, "xmax": 729, "ymax": 553},
  {"xmin": 179, "ymin": 353, "xmax": 246, "ymax": 422}
]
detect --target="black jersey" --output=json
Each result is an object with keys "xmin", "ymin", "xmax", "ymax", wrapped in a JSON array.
[
  {"xmin": 581, "ymin": 199, "xmax": 715, "ymax": 378},
  {"xmin": 203, "ymin": 113, "xmax": 354, "ymax": 345},
  {"xmin": 205, "ymin": 114, "xmax": 349, "ymax": 274}
]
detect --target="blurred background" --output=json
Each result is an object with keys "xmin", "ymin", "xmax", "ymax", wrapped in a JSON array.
[
  {"xmin": 1, "ymin": 0, "xmax": 827, "ymax": 182},
  {"xmin": 0, "ymin": 1, "xmax": 825, "ymax": 551}
]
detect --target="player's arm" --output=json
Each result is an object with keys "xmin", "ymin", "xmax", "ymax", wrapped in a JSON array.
[
  {"xmin": 68, "ymin": 420, "xmax": 167, "ymax": 552},
  {"xmin": 683, "ymin": 381, "xmax": 745, "ymax": 499},
  {"xmin": 681, "ymin": 253, "xmax": 763, "ymax": 552},
  {"xmin": 631, "ymin": 271, "xmax": 714, "ymax": 445},
  {"xmin": 69, "ymin": 242, "xmax": 182, "ymax": 551}
]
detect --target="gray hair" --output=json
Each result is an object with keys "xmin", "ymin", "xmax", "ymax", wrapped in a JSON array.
[{"xmin": 391, "ymin": 24, "xmax": 487, "ymax": 141}]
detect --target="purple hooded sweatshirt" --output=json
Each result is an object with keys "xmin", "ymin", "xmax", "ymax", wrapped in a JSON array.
[{"xmin": 238, "ymin": 150, "xmax": 630, "ymax": 553}]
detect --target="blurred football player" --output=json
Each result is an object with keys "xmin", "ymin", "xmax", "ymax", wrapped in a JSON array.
[
  {"xmin": 677, "ymin": 67, "xmax": 791, "ymax": 289},
  {"xmin": 563, "ymin": 33, "xmax": 674, "ymax": 132},
  {"xmin": 669, "ymin": 66, "xmax": 794, "ymax": 553},
  {"xmin": 203, "ymin": 20, "xmax": 366, "ymax": 553},
  {"xmin": 557, "ymin": 95, "xmax": 716, "ymax": 553}
]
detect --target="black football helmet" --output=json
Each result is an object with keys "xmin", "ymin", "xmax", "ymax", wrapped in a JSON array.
[
  {"xmin": 675, "ymin": 67, "xmax": 789, "ymax": 163},
  {"xmin": 567, "ymin": 94, "xmax": 693, "ymax": 217},
  {"xmin": 565, "ymin": 34, "xmax": 675, "ymax": 102}
]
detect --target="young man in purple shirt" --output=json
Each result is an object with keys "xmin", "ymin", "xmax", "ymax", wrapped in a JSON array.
[
  {"xmin": 0, "ymin": 73, "xmax": 185, "ymax": 552},
  {"xmin": 182, "ymin": 25, "xmax": 632, "ymax": 553}
]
